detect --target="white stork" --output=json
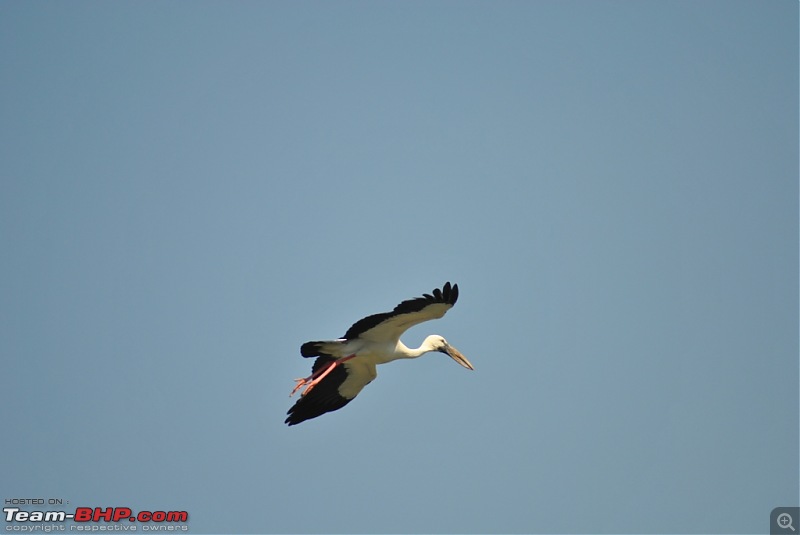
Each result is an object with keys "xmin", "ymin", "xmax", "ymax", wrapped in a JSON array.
[{"xmin": 285, "ymin": 282, "xmax": 473, "ymax": 426}]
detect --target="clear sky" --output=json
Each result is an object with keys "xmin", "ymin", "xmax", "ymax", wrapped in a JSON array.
[{"xmin": 1, "ymin": 1, "xmax": 797, "ymax": 534}]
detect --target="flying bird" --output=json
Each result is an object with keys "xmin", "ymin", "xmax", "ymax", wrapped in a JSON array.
[{"xmin": 285, "ymin": 282, "xmax": 473, "ymax": 426}]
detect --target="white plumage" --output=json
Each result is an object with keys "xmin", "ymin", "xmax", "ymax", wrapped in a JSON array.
[{"xmin": 285, "ymin": 282, "xmax": 473, "ymax": 426}]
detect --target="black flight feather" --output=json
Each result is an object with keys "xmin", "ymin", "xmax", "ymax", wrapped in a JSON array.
[
  {"xmin": 285, "ymin": 356, "xmax": 352, "ymax": 426},
  {"xmin": 342, "ymin": 282, "xmax": 458, "ymax": 340}
]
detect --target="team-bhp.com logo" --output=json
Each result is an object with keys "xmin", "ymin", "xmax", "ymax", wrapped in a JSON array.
[{"xmin": 4, "ymin": 506, "xmax": 189, "ymax": 531}]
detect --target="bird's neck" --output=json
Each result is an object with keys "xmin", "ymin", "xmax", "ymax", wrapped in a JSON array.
[{"xmin": 395, "ymin": 340, "xmax": 433, "ymax": 359}]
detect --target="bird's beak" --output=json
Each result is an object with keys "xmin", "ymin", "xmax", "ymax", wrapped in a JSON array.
[{"xmin": 441, "ymin": 343, "xmax": 474, "ymax": 370}]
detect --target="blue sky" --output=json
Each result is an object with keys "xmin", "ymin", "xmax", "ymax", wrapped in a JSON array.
[{"xmin": 1, "ymin": 1, "xmax": 797, "ymax": 534}]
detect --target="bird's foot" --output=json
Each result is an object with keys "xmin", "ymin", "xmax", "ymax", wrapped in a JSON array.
[
  {"xmin": 290, "ymin": 377, "xmax": 311, "ymax": 397},
  {"xmin": 288, "ymin": 355, "xmax": 357, "ymax": 398},
  {"xmin": 289, "ymin": 361, "xmax": 338, "ymax": 397},
  {"xmin": 296, "ymin": 361, "xmax": 339, "ymax": 397}
]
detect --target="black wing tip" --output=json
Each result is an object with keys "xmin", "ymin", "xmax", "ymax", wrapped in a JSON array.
[
  {"xmin": 420, "ymin": 282, "xmax": 458, "ymax": 305},
  {"xmin": 395, "ymin": 281, "xmax": 459, "ymax": 312},
  {"xmin": 341, "ymin": 281, "xmax": 459, "ymax": 339},
  {"xmin": 440, "ymin": 281, "xmax": 458, "ymax": 306},
  {"xmin": 285, "ymin": 411, "xmax": 312, "ymax": 426},
  {"xmin": 285, "ymin": 393, "xmax": 352, "ymax": 426},
  {"xmin": 285, "ymin": 411, "xmax": 311, "ymax": 426}
]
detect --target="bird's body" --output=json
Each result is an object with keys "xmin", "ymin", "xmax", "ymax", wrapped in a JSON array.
[{"xmin": 285, "ymin": 282, "xmax": 473, "ymax": 426}]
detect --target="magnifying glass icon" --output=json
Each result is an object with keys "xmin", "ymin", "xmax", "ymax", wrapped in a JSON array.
[{"xmin": 778, "ymin": 513, "xmax": 796, "ymax": 531}]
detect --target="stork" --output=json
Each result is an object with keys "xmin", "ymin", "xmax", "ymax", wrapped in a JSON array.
[{"xmin": 285, "ymin": 282, "xmax": 473, "ymax": 426}]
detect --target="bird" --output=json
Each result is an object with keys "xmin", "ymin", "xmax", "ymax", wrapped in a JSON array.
[{"xmin": 285, "ymin": 281, "xmax": 473, "ymax": 426}]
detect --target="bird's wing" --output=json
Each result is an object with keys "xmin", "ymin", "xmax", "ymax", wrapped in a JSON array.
[
  {"xmin": 342, "ymin": 282, "xmax": 459, "ymax": 343},
  {"xmin": 284, "ymin": 356, "xmax": 376, "ymax": 426}
]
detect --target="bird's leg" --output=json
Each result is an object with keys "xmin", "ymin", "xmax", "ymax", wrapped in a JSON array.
[
  {"xmin": 298, "ymin": 360, "xmax": 340, "ymax": 397},
  {"xmin": 290, "ymin": 355, "xmax": 356, "ymax": 397}
]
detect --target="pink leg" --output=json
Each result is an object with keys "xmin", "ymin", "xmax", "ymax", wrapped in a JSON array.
[{"xmin": 290, "ymin": 355, "xmax": 356, "ymax": 397}]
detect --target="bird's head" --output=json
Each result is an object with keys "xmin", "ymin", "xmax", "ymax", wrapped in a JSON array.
[{"xmin": 424, "ymin": 335, "xmax": 474, "ymax": 370}]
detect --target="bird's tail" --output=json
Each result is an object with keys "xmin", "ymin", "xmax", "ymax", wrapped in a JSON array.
[{"xmin": 300, "ymin": 339, "xmax": 347, "ymax": 358}]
